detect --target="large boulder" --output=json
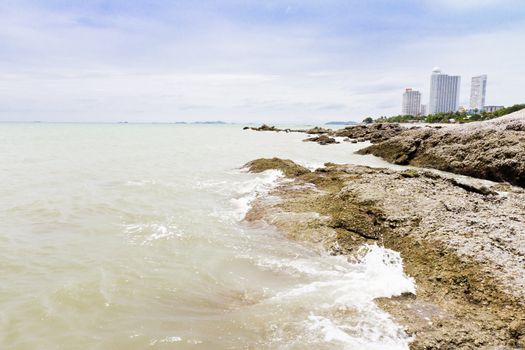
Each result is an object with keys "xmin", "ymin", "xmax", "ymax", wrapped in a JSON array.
[
  {"xmin": 303, "ymin": 134, "xmax": 339, "ymax": 145},
  {"xmin": 244, "ymin": 158, "xmax": 311, "ymax": 177}
]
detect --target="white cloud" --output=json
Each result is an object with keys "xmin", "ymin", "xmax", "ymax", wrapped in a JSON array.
[
  {"xmin": 396, "ymin": 24, "xmax": 525, "ymax": 107},
  {"xmin": 0, "ymin": 1, "xmax": 523, "ymax": 123}
]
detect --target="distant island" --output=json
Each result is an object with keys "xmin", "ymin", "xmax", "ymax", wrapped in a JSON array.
[
  {"xmin": 325, "ymin": 121, "xmax": 358, "ymax": 125},
  {"xmin": 175, "ymin": 121, "xmax": 227, "ymax": 125}
]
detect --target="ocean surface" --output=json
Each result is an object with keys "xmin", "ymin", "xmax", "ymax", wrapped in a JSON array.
[{"xmin": 0, "ymin": 124, "xmax": 416, "ymax": 349}]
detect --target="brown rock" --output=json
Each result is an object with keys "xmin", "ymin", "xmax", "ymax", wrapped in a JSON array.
[
  {"xmin": 358, "ymin": 110, "xmax": 525, "ymax": 187},
  {"xmin": 244, "ymin": 158, "xmax": 525, "ymax": 349},
  {"xmin": 335, "ymin": 123, "xmax": 404, "ymax": 143},
  {"xmin": 303, "ymin": 134, "xmax": 339, "ymax": 145},
  {"xmin": 243, "ymin": 158, "xmax": 310, "ymax": 177}
]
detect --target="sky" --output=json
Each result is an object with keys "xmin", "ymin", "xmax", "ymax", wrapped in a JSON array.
[{"xmin": 0, "ymin": 0, "xmax": 524, "ymax": 123}]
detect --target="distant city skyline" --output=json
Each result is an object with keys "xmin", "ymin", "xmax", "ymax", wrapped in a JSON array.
[
  {"xmin": 0, "ymin": 0, "xmax": 524, "ymax": 123},
  {"xmin": 401, "ymin": 71, "xmax": 494, "ymax": 116}
]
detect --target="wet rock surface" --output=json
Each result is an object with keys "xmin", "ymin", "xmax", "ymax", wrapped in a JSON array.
[
  {"xmin": 358, "ymin": 109, "xmax": 525, "ymax": 187},
  {"xmin": 244, "ymin": 158, "xmax": 525, "ymax": 349},
  {"xmin": 334, "ymin": 123, "xmax": 407, "ymax": 143},
  {"xmin": 302, "ymin": 134, "xmax": 339, "ymax": 145}
]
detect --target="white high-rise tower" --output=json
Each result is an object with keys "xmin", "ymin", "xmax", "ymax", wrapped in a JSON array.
[
  {"xmin": 470, "ymin": 75, "xmax": 487, "ymax": 111},
  {"xmin": 428, "ymin": 67, "xmax": 461, "ymax": 114},
  {"xmin": 402, "ymin": 88, "xmax": 421, "ymax": 116}
]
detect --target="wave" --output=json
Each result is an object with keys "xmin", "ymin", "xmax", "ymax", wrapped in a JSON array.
[
  {"xmin": 251, "ymin": 244, "xmax": 415, "ymax": 349},
  {"xmin": 196, "ymin": 169, "xmax": 285, "ymax": 222}
]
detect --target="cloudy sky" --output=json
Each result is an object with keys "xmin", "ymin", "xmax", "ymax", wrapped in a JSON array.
[{"xmin": 1, "ymin": 0, "xmax": 524, "ymax": 123}]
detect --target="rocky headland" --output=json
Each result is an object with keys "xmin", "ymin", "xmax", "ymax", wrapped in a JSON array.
[
  {"xmin": 246, "ymin": 110, "xmax": 525, "ymax": 187},
  {"xmin": 243, "ymin": 158, "xmax": 525, "ymax": 349},
  {"xmin": 243, "ymin": 111, "xmax": 525, "ymax": 348},
  {"xmin": 358, "ymin": 109, "xmax": 525, "ymax": 187}
]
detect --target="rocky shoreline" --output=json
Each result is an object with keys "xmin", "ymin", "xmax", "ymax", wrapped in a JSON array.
[
  {"xmin": 245, "ymin": 109, "xmax": 525, "ymax": 188},
  {"xmin": 242, "ymin": 111, "xmax": 525, "ymax": 348},
  {"xmin": 244, "ymin": 122, "xmax": 412, "ymax": 145},
  {"xmin": 243, "ymin": 158, "xmax": 525, "ymax": 349},
  {"xmin": 358, "ymin": 109, "xmax": 525, "ymax": 187}
]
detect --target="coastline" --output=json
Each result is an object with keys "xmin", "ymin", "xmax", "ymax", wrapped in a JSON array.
[
  {"xmin": 242, "ymin": 159, "xmax": 525, "ymax": 349},
  {"xmin": 357, "ymin": 109, "xmax": 525, "ymax": 187},
  {"xmin": 241, "ymin": 110, "xmax": 525, "ymax": 349}
]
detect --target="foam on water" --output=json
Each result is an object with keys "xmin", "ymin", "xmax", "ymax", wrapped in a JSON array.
[
  {"xmin": 196, "ymin": 169, "xmax": 285, "ymax": 222},
  {"xmin": 229, "ymin": 169, "xmax": 284, "ymax": 221},
  {"xmin": 250, "ymin": 245, "xmax": 415, "ymax": 349},
  {"xmin": 195, "ymin": 168, "xmax": 416, "ymax": 349},
  {"xmin": 123, "ymin": 220, "xmax": 184, "ymax": 245}
]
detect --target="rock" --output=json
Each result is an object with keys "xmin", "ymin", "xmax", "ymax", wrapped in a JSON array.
[
  {"xmin": 243, "ymin": 158, "xmax": 310, "ymax": 177},
  {"xmin": 328, "ymin": 189, "xmax": 386, "ymax": 239},
  {"xmin": 506, "ymin": 123, "xmax": 525, "ymax": 132},
  {"xmin": 244, "ymin": 158, "xmax": 525, "ymax": 349},
  {"xmin": 256, "ymin": 124, "xmax": 278, "ymax": 131},
  {"xmin": 334, "ymin": 123, "xmax": 404, "ymax": 143},
  {"xmin": 509, "ymin": 320, "xmax": 525, "ymax": 347},
  {"xmin": 244, "ymin": 124, "xmax": 307, "ymax": 133},
  {"xmin": 244, "ymin": 124, "xmax": 282, "ymax": 132},
  {"xmin": 306, "ymin": 126, "xmax": 332, "ymax": 135},
  {"xmin": 358, "ymin": 109, "xmax": 525, "ymax": 187},
  {"xmin": 303, "ymin": 134, "xmax": 339, "ymax": 145}
]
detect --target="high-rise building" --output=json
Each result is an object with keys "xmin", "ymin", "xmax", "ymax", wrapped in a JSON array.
[
  {"xmin": 420, "ymin": 104, "xmax": 427, "ymax": 116},
  {"xmin": 402, "ymin": 88, "xmax": 422, "ymax": 116},
  {"xmin": 428, "ymin": 67, "xmax": 461, "ymax": 114},
  {"xmin": 470, "ymin": 75, "xmax": 487, "ymax": 111}
]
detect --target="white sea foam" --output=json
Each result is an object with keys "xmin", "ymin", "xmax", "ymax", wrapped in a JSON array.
[
  {"xmin": 334, "ymin": 136, "xmax": 348, "ymax": 143},
  {"xmin": 257, "ymin": 244, "xmax": 415, "ymax": 348},
  {"xmin": 149, "ymin": 336, "xmax": 183, "ymax": 345},
  {"xmin": 123, "ymin": 221, "xmax": 183, "ymax": 245},
  {"xmin": 350, "ymin": 244, "xmax": 416, "ymax": 297},
  {"xmin": 200, "ymin": 169, "xmax": 285, "ymax": 222},
  {"xmin": 306, "ymin": 314, "xmax": 410, "ymax": 350},
  {"xmin": 232, "ymin": 170, "xmax": 284, "ymax": 219}
]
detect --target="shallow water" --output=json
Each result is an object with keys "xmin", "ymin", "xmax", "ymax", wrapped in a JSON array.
[{"xmin": 0, "ymin": 124, "xmax": 415, "ymax": 349}]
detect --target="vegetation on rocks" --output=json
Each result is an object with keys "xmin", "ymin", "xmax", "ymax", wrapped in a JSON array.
[{"xmin": 372, "ymin": 103, "xmax": 525, "ymax": 124}]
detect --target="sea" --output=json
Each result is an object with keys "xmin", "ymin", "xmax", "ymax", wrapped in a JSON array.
[{"xmin": 0, "ymin": 123, "xmax": 416, "ymax": 349}]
